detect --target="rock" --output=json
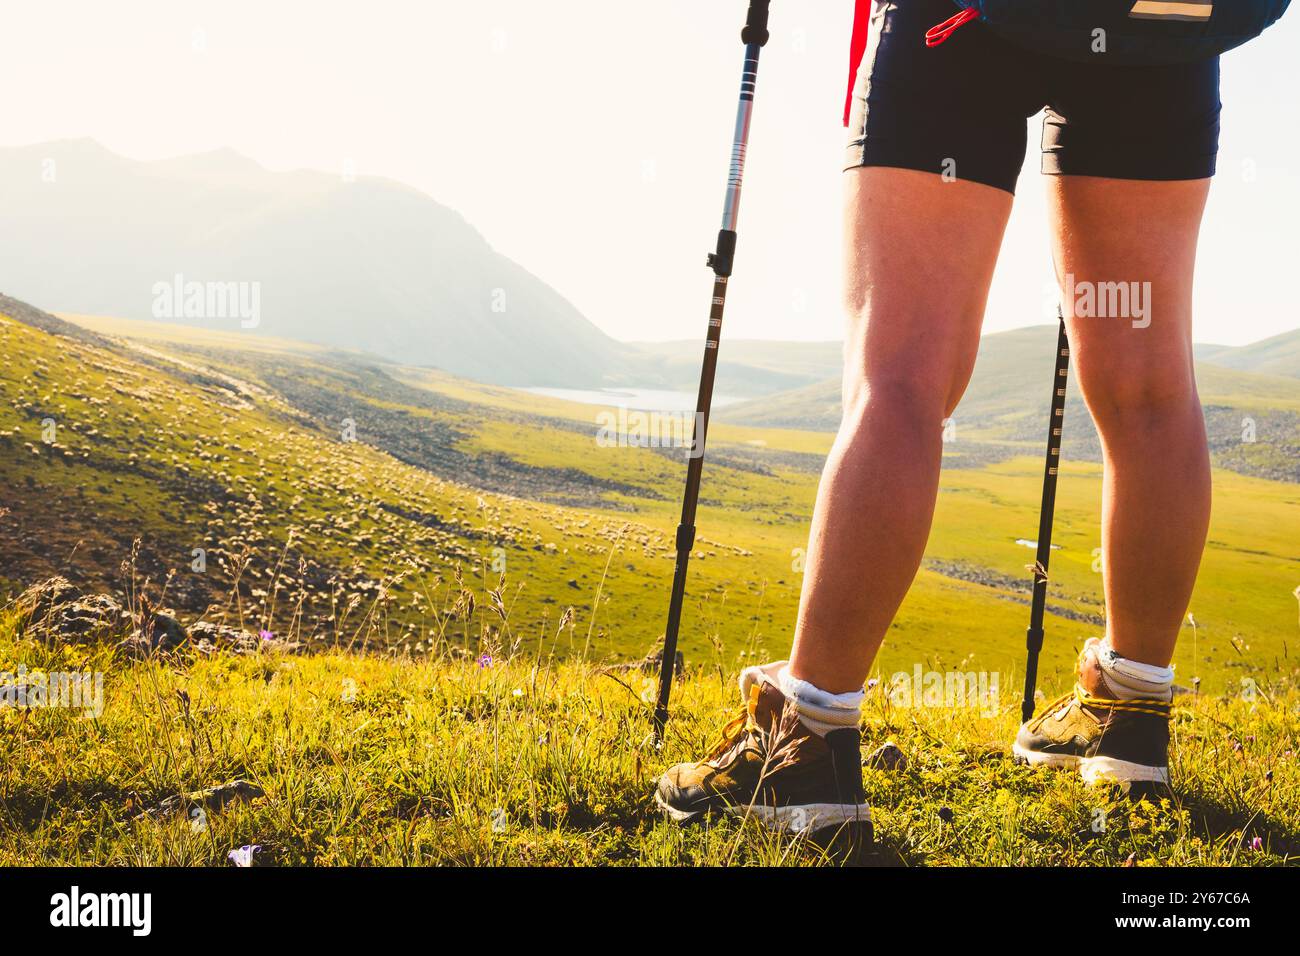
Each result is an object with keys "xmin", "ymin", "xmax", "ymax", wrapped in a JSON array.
[
  {"xmin": 117, "ymin": 608, "xmax": 189, "ymax": 656},
  {"xmin": 17, "ymin": 577, "xmax": 128, "ymax": 640},
  {"xmin": 136, "ymin": 779, "xmax": 265, "ymax": 819},
  {"xmin": 864, "ymin": 741, "xmax": 908, "ymax": 772},
  {"xmin": 17, "ymin": 576, "xmax": 300, "ymax": 657},
  {"xmin": 17, "ymin": 575, "xmax": 81, "ymax": 616}
]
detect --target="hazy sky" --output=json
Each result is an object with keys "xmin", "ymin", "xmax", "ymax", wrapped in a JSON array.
[{"xmin": 4, "ymin": 1, "xmax": 1297, "ymax": 346}]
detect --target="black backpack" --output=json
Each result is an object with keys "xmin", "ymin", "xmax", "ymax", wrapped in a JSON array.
[{"xmin": 926, "ymin": 0, "xmax": 1291, "ymax": 64}]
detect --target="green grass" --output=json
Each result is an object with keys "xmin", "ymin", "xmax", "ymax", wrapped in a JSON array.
[
  {"xmin": 3, "ymin": 308, "xmax": 1298, "ymax": 866},
  {"xmin": 4, "ymin": 310, "xmax": 1299, "ymax": 697},
  {"xmin": 2, "ymin": 606, "xmax": 1296, "ymax": 866}
]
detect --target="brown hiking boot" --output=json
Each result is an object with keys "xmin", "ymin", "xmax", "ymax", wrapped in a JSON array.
[
  {"xmin": 655, "ymin": 675, "xmax": 871, "ymax": 838},
  {"xmin": 1013, "ymin": 680, "xmax": 1171, "ymax": 788}
]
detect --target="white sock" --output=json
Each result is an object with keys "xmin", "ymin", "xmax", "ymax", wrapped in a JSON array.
[
  {"xmin": 778, "ymin": 665, "xmax": 863, "ymax": 737},
  {"xmin": 1093, "ymin": 637, "xmax": 1174, "ymax": 702},
  {"xmin": 737, "ymin": 661, "xmax": 864, "ymax": 736}
]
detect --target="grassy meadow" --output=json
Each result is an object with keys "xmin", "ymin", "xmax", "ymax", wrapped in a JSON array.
[
  {"xmin": 1, "ymin": 601, "xmax": 1296, "ymax": 866},
  {"xmin": 1, "ymin": 303, "xmax": 1298, "ymax": 865}
]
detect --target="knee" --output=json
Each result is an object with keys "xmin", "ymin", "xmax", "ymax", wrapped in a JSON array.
[
  {"xmin": 1078, "ymin": 357, "xmax": 1199, "ymax": 430},
  {"xmin": 841, "ymin": 367, "xmax": 952, "ymax": 428},
  {"xmin": 838, "ymin": 302, "xmax": 979, "ymax": 427}
]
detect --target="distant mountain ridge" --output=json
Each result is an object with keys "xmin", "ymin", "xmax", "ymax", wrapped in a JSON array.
[
  {"xmin": 0, "ymin": 139, "xmax": 625, "ymax": 387},
  {"xmin": 3, "ymin": 140, "xmax": 1295, "ymax": 398},
  {"xmin": 1196, "ymin": 329, "xmax": 1300, "ymax": 379}
]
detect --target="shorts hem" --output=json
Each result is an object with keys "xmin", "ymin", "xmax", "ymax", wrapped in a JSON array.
[
  {"xmin": 842, "ymin": 151, "xmax": 1020, "ymax": 196},
  {"xmin": 1041, "ymin": 155, "xmax": 1218, "ymax": 181}
]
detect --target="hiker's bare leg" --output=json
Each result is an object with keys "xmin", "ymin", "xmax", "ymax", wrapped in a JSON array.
[
  {"xmin": 787, "ymin": 167, "xmax": 1012, "ymax": 694},
  {"xmin": 1049, "ymin": 175, "xmax": 1212, "ymax": 669}
]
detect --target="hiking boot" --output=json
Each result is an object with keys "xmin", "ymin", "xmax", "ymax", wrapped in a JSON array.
[
  {"xmin": 655, "ymin": 673, "xmax": 872, "ymax": 839},
  {"xmin": 1013, "ymin": 683, "xmax": 1171, "ymax": 788}
]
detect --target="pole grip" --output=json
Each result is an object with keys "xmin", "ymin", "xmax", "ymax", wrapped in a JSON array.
[
  {"xmin": 708, "ymin": 230, "xmax": 738, "ymax": 277},
  {"xmin": 742, "ymin": 0, "xmax": 771, "ymax": 46}
]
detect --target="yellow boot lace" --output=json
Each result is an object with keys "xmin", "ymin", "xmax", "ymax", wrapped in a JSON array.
[{"xmin": 702, "ymin": 683, "xmax": 764, "ymax": 762}]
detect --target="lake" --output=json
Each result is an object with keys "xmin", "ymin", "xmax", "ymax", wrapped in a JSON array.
[{"xmin": 522, "ymin": 387, "xmax": 744, "ymax": 412}]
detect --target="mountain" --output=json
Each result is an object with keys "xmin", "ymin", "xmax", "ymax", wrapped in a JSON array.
[
  {"xmin": 0, "ymin": 139, "xmax": 626, "ymax": 387},
  {"xmin": 621, "ymin": 339, "xmax": 843, "ymax": 397}
]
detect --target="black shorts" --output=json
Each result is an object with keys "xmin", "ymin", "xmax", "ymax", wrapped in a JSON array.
[{"xmin": 844, "ymin": 0, "xmax": 1222, "ymax": 193}]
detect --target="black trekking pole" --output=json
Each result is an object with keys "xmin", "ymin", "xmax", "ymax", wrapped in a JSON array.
[
  {"xmin": 1021, "ymin": 310, "xmax": 1070, "ymax": 723},
  {"xmin": 652, "ymin": 0, "xmax": 771, "ymax": 745}
]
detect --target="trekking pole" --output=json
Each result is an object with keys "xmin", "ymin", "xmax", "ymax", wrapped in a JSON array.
[
  {"xmin": 1021, "ymin": 310, "xmax": 1070, "ymax": 723},
  {"xmin": 652, "ymin": 0, "xmax": 771, "ymax": 745}
]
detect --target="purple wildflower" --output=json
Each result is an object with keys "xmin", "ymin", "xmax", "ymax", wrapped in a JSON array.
[
  {"xmin": 259, "ymin": 629, "xmax": 274, "ymax": 641},
  {"xmin": 228, "ymin": 844, "xmax": 261, "ymax": 867},
  {"xmin": 477, "ymin": 652, "xmax": 492, "ymax": 669},
  {"xmin": 1249, "ymin": 836, "xmax": 1263, "ymax": 852}
]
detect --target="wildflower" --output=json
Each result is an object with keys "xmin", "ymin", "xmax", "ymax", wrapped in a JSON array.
[
  {"xmin": 512, "ymin": 687, "xmax": 523, "ymax": 697},
  {"xmin": 477, "ymin": 652, "xmax": 492, "ymax": 669},
  {"xmin": 1249, "ymin": 836, "xmax": 1264, "ymax": 852},
  {"xmin": 228, "ymin": 844, "xmax": 261, "ymax": 867},
  {"xmin": 259, "ymin": 629, "xmax": 274, "ymax": 641},
  {"xmin": 866, "ymin": 678, "xmax": 879, "ymax": 690}
]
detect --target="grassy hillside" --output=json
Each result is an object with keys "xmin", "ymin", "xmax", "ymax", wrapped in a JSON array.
[
  {"xmin": 1199, "ymin": 329, "xmax": 1300, "ymax": 380},
  {"xmin": 1, "ymin": 606, "xmax": 1296, "ymax": 866},
  {"xmin": 2, "ymin": 303, "xmax": 1297, "ymax": 698},
  {"xmin": 0, "ymin": 304, "xmax": 664, "ymax": 659},
  {"xmin": 3, "ymin": 299, "xmax": 1299, "ymax": 868}
]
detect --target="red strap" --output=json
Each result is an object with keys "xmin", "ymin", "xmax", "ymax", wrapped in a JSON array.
[
  {"xmin": 924, "ymin": 6, "xmax": 980, "ymax": 47},
  {"xmin": 843, "ymin": 0, "xmax": 872, "ymax": 128}
]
